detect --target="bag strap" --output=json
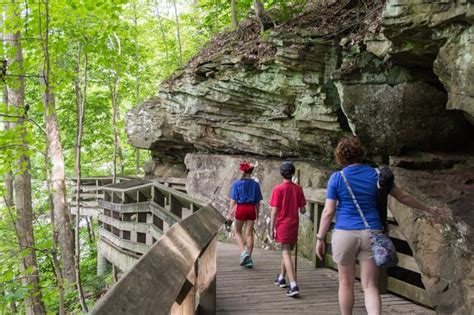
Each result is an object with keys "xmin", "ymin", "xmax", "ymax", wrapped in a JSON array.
[
  {"xmin": 340, "ymin": 170, "xmax": 371, "ymax": 231},
  {"xmin": 375, "ymin": 168, "xmax": 381, "ymax": 188}
]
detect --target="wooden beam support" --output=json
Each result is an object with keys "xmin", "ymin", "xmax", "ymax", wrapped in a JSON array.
[
  {"xmin": 170, "ymin": 195, "xmax": 183, "ymax": 219},
  {"xmin": 197, "ymin": 237, "xmax": 217, "ymax": 315}
]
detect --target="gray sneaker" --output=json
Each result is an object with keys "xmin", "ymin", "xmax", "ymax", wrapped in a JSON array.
[{"xmin": 239, "ymin": 251, "xmax": 249, "ymax": 266}]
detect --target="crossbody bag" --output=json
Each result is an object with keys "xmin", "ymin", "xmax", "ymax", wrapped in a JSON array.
[{"xmin": 340, "ymin": 170, "xmax": 398, "ymax": 268}]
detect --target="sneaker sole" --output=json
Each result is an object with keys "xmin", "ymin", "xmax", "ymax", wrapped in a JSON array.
[
  {"xmin": 286, "ymin": 291, "xmax": 300, "ymax": 297},
  {"xmin": 279, "ymin": 284, "xmax": 289, "ymax": 288}
]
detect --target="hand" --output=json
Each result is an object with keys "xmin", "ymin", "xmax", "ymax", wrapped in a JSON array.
[
  {"xmin": 315, "ymin": 239, "xmax": 325, "ymax": 261},
  {"xmin": 269, "ymin": 228, "xmax": 275, "ymax": 241},
  {"xmin": 429, "ymin": 206, "xmax": 448, "ymax": 218},
  {"xmin": 227, "ymin": 212, "xmax": 233, "ymax": 221},
  {"xmin": 299, "ymin": 207, "xmax": 306, "ymax": 215}
]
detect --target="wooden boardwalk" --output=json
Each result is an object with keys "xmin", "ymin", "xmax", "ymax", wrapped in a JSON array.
[{"xmin": 216, "ymin": 243, "xmax": 434, "ymax": 315}]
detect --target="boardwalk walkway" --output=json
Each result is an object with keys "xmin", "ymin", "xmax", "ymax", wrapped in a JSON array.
[{"xmin": 216, "ymin": 243, "xmax": 433, "ymax": 314}]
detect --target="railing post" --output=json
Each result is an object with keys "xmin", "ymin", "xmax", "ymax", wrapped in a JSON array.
[
  {"xmin": 97, "ymin": 250, "xmax": 109, "ymax": 276},
  {"xmin": 313, "ymin": 203, "xmax": 326, "ymax": 268},
  {"xmin": 197, "ymin": 237, "xmax": 217, "ymax": 315},
  {"xmin": 170, "ymin": 195, "xmax": 183, "ymax": 219},
  {"xmin": 171, "ymin": 267, "xmax": 196, "ymax": 315}
]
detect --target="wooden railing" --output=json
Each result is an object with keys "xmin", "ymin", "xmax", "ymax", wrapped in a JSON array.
[
  {"xmin": 94, "ymin": 178, "xmax": 207, "ymax": 271},
  {"xmin": 86, "ymin": 176, "xmax": 224, "ymax": 314},
  {"xmin": 70, "ymin": 176, "xmax": 187, "ymax": 218},
  {"xmin": 309, "ymin": 195, "xmax": 432, "ymax": 308},
  {"xmin": 92, "ymin": 204, "xmax": 224, "ymax": 314}
]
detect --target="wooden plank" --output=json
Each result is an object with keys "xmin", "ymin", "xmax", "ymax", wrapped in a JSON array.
[
  {"xmin": 216, "ymin": 243, "xmax": 434, "ymax": 314},
  {"xmin": 98, "ymin": 214, "xmax": 149, "ymax": 234},
  {"xmin": 388, "ymin": 223, "xmax": 406, "ymax": 241},
  {"xmin": 98, "ymin": 228, "xmax": 150, "ymax": 255},
  {"xmin": 387, "ymin": 277, "xmax": 432, "ymax": 308},
  {"xmin": 150, "ymin": 201, "xmax": 181, "ymax": 227},
  {"xmin": 197, "ymin": 237, "xmax": 217, "ymax": 315},
  {"xmin": 154, "ymin": 183, "xmax": 206, "ymax": 209},
  {"xmin": 148, "ymin": 224, "xmax": 162, "ymax": 241},
  {"xmin": 397, "ymin": 252, "xmax": 420, "ymax": 273},
  {"xmin": 101, "ymin": 180, "xmax": 152, "ymax": 193},
  {"xmin": 98, "ymin": 200, "xmax": 151, "ymax": 213}
]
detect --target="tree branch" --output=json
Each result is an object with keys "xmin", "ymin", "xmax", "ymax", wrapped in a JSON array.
[
  {"xmin": 0, "ymin": 113, "xmax": 46, "ymax": 134},
  {"xmin": 0, "ymin": 144, "xmax": 46, "ymax": 156}
]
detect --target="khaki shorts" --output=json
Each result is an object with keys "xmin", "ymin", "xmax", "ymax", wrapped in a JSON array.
[
  {"xmin": 331, "ymin": 229, "xmax": 376, "ymax": 265},
  {"xmin": 276, "ymin": 242, "xmax": 295, "ymax": 251}
]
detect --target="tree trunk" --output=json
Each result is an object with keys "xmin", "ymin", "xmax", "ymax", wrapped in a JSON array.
[
  {"xmin": 85, "ymin": 216, "xmax": 94, "ymax": 244},
  {"xmin": 44, "ymin": 145, "xmax": 65, "ymax": 315},
  {"xmin": 155, "ymin": 1, "xmax": 169, "ymax": 62},
  {"xmin": 6, "ymin": 17, "xmax": 46, "ymax": 314},
  {"xmin": 172, "ymin": 0, "xmax": 183, "ymax": 67},
  {"xmin": 2, "ymin": 63, "xmax": 18, "ymax": 315},
  {"xmin": 253, "ymin": 1, "xmax": 270, "ymax": 32},
  {"xmin": 39, "ymin": 0, "xmax": 76, "ymax": 284},
  {"xmin": 73, "ymin": 44, "xmax": 89, "ymax": 313},
  {"xmin": 231, "ymin": 0, "xmax": 238, "ymax": 29},
  {"xmin": 3, "ymin": 87, "xmax": 14, "ymax": 208},
  {"xmin": 133, "ymin": 7, "xmax": 141, "ymax": 177},
  {"xmin": 112, "ymin": 71, "xmax": 120, "ymax": 184}
]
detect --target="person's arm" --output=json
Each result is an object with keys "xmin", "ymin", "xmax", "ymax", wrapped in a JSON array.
[
  {"xmin": 270, "ymin": 206, "xmax": 278, "ymax": 240},
  {"xmin": 315, "ymin": 199, "xmax": 337, "ymax": 260},
  {"xmin": 390, "ymin": 186, "xmax": 447, "ymax": 217},
  {"xmin": 227, "ymin": 199, "xmax": 237, "ymax": 221},
  {"xmin": 255, "ymin": 184, "xmax": 263, "ymax": 221},
  {"xmin": 298, "ymin": 186, "xmax": 307, "ymax": 214}
]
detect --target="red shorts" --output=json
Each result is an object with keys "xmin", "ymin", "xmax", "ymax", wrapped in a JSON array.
[{"xmin": 235, "ymin": 203, "xmax": 256, "ymax": 221}]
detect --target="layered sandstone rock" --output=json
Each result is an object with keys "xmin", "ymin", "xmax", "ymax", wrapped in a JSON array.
[
  {"xmin": 389, "ymin": 166, "xmax": 474, "ymax": 314},
  {"xmin": 126, "ymin": 1, "xmax": 473, "ymax": 162}
]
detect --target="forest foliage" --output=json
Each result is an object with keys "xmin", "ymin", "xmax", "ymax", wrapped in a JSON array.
[{"xmin": 0, "ymin": 0, "xmax": 310, "ymax": 313}]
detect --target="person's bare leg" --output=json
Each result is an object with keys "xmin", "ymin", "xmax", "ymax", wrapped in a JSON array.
[
  {"xmin": 245, "ymin": 220, "xmax": 255, "ymax": 256},
  {"xmin": 337, "ymin": 263, "xmax": 355, "ymax": 315},
  {"xmin": 282, "ymin": 249, "xmax": 295, "ymax": 283},
  {"xmin": 360, "ymin": 259, "xmax": 381, "ymax": 315},
  {"xmin": 234, "ymin": 219, "xmax": 245, "ymax": 253},
  {"xmin": 280, "ymin": 258, "xmax": 286, "ymax": 277}
]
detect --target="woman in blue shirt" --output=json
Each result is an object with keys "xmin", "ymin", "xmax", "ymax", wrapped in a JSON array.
[
  {"xmin": 227, "ymin": 162, "xmax": 263, "ymax": 267},
  {"xmin": 315, "ymin": 137, "xmax": 447, "ymax": 315}
]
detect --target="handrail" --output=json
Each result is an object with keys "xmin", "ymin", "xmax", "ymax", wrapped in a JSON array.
[{"xmin": 92, "ymin": 204, "xmax": 224, "ymax": 314}]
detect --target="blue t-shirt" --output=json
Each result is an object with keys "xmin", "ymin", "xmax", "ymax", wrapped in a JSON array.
[
  {"xmin": 327, "ymin": 164, "xmax": 382, "ymax": 230},
  {"xmin": 229, "ymin": 178, "xmax": 263, "ymax": 204}
]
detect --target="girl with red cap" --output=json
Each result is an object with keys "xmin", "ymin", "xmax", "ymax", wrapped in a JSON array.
[{"xmin": 227, "ymin": 162, "xmax": 263, "ymax": 267}]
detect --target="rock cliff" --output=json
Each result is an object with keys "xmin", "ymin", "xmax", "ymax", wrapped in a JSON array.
[{"xmin": 126, "ymin": 0, "xmax": 473, "ymax": 161}]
